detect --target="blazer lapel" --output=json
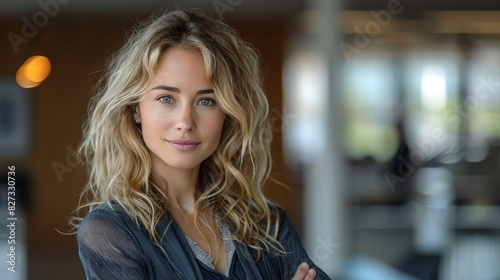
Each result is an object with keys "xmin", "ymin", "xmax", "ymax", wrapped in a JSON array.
[
  {"xmin": 234, "ymin": 242, "xmax": 264, "ymax": 280},
  {"xmin": 157, "ymin": 218, "xmax": 204, "ymax": 279}
]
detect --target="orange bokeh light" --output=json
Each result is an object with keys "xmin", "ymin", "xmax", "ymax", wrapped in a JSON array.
[{"xmin": 16, "ymin": 55, "xmax": 51, "ymax": 88}]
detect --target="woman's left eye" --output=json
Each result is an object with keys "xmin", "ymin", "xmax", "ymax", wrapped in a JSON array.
[{"xmin": 198, "ymin": 98, "xmax": 215, "ymax": 107}]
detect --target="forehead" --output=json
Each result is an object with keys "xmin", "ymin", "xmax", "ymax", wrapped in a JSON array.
[
  {"xmin": 143, "ymin": 48, "xmax": 215, "ymax": 100},
  {"xmin": 152, "ymin": 48, "xmax": 209, "ymax": 83},
  {"xmin": 157, "ymin": 48, "xmax": 203, "ymax": 71}
]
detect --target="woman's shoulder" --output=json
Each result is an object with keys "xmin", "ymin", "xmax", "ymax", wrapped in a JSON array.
[
  {"xmin": 77, "ymin": 200, "xmax": 135, "ymax": 238},
  {"xmin": 81, "ymin": 200, "xmax": 127, "ymax": 221},
  {"xmin": 267, "ymin": 202, "xmax": 289, "ymax": 223},
  {"xmin": 265, "ymin": 202, "xmax": 299, "ymax": 242}
]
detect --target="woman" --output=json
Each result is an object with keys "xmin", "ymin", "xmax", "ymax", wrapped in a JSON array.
[{"xmin": 74, "ymin": 9, "xmax": 330, "ymax": 280}]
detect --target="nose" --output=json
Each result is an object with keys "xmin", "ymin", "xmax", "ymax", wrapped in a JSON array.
[{"xmin": 175, "ymin": 105, "xmax": 196, "ymax": 132}]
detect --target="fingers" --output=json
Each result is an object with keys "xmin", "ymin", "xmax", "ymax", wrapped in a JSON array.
[
  {"xmin": 291, "ymin": 262, "xmax": 317, "ymax": 280},
  {"xmin": 305, "ymin": 267, "xmax": 317, "ymax": 280},
  {"xmin": 291, "ymin": 263, "xmax": 308, "ymax": 280}
]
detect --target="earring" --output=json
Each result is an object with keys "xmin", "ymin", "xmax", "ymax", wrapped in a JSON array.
[{"xmin": 135, "ymin": 119, "xmax": 141, "ymax": 124}]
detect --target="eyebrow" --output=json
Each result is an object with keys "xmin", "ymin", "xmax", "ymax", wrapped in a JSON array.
[{"xmin": 151, "ymin": 85, "xmax": 214, "ymax": 94}]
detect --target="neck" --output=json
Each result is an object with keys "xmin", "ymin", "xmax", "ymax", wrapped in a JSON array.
[{"xmin": 152, "ymin": 164, "xmax": 200, "ymax": 214}]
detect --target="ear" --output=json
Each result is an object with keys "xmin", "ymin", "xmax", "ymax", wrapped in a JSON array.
[{"xmin": 133, "ymin": 104, "xmax": 141, "ymax": 121}]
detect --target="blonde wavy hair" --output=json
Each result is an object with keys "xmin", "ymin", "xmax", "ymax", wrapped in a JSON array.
[{"xmin": 73, "ymin": 10, "xmax": 285, "ymax": 260}]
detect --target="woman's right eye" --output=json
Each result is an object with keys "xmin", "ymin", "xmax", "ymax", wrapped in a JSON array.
[{"xmin": 158, "ymin": 96, "xmax": 173, "ymax": 104}]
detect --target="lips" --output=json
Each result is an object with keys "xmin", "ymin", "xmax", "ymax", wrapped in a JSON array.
[{"xmin": 167, "ymin": 139, "xmax": 201, "ymax": 151}]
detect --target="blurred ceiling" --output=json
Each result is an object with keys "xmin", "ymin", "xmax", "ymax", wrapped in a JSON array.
[
  {"xmin": 2, "ymin": 0, "xmax": 500, "ymax": 19},
  {"xmin": 0, "ymin": 0, "xmax": 302, "ymax": 18},
  {"xmin": 347, "ymin": 0, "xmax": 500, "ymax": 12}
]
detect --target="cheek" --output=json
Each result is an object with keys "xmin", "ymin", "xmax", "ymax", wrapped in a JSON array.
[
  {"xmin": 212, "ymin": 113, "xmax": 226, "ymax": 139},
  {"xmin": 141, "ymin": 114, "xmax": 171, "ymax": 138},
  {"xmin": 201, "ymin": 113, "xmax": 225, "ymax": 141}
]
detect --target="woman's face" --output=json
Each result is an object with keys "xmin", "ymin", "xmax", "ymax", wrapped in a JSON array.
[{"xmin": 135, "ymin": 47, "xmax": 225, "ymax": 173}]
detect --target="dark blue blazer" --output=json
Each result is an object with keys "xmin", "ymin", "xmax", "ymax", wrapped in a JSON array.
[{"xmin": 77, "ymin": 201, "xmax": 331, "ymax": 279}]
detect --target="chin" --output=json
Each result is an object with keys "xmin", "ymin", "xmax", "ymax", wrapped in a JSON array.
[{"xmin": 164, "ymin": 159, "xmax": 203, "ymax": 170}]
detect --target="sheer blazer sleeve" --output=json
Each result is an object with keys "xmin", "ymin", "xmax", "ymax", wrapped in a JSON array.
[{"xmin": 77, "ymin": 207, "xmax": 148, "ymax": 280}]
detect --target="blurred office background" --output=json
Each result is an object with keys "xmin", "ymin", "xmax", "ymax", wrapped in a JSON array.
[{"xmin": 1, "ymin": 0, "xmax": 500, "ymax": 279}]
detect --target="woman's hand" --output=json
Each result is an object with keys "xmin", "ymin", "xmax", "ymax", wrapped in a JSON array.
[{"xmin": 291, "ymin": 262, "xmax": 317, "ymax": 280}]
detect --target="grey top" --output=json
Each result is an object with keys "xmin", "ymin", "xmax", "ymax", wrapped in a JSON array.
[{"xmin": 184, "ymin": 221, "xmax": 235, "ymax": 276}]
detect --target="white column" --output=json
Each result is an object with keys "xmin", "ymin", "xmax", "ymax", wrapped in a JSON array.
[{"xmin": 303, "ymin": 0, "xmax": 347, "ymax": 278}]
